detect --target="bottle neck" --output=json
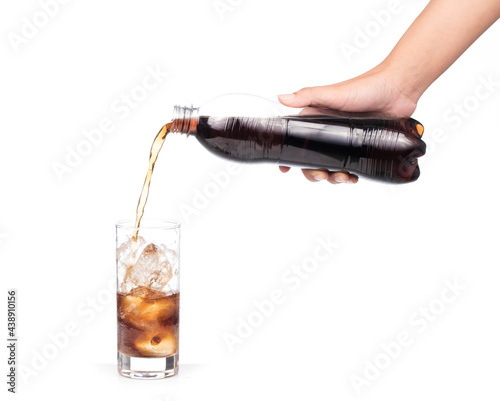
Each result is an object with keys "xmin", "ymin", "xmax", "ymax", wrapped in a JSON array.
[{"xmin": 171, "ymin": 105, "xmax": 199, "ymax": 135}]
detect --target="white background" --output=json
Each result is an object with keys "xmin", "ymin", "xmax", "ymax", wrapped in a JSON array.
[{"xmin": 1, "ymin": 0, "xmax": 500, "ymax": 400}]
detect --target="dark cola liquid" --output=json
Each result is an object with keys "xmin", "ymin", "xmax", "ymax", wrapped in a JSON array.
[
  {"xmin": 194, "ymin": 113, "xmax": 426, "ymax": 183},
  {"xmin": 117, "ymin": 287, "xmax": 179, "ymax": 358},
  {"xmin": 133, "ymin": 123, "xmax": 171, "ymax": 238}
]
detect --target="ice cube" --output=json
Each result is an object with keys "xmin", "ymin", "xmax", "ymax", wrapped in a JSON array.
[
  {"xmin": 117, "ymin": 236, "xmax": 146, "ymax": 267},
  {"xmin": 159, "ymin": 245, "xmax": 178, "ymax": 270},
  {"xmin": 117, "ymin": 236, "xmax": 146, "ymax": 291},
  {"xmin": 159, "ymin": 244, "xmax": 179, "ymax": 292},
  {"xmin": 134, "ymin": 328, "xmax": 177, "ymax": 357},
  {"xmin": 122, "ymin": 243, "xmax": 173, "ymax": 292},
  {"xmin": 117, "ymin": 286, "xmax": 178, "ymax": 331}
]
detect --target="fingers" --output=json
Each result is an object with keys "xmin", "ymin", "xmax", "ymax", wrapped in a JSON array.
[
  {"xmin": 278, "ymin": 84, "xmax": 348, "ymax": 110},
  {"xmin": 349, "ymin": 174, "xmax": 359, "ymax": 184},
  {"xmin": 326, "ymin": 170, "xmax": 358, "ymax": 184},
  {"xmin": 303, "ymin": 168, "xmax": 359, "ymax": 184},
  {"xmin": 302, "ymin": 169, "xmax": 330, "ymax": 182},
  {"xmin": 280, "ymin": 166, "xmax": 358, "ymax": 183}
]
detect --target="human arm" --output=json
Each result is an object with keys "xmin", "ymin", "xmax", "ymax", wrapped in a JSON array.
[{"xmin": 278, "ymin": 0, "xmax": 500, "ymax": 183}]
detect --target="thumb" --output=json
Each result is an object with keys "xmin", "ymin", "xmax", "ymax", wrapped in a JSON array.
[{"xmin": 278, "ymin": 85, "xmax": 347, "ymax": 109}]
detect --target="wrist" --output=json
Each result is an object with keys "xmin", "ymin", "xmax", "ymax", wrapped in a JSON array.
[{"xmin": 377, "ymin": 58, "xmax": 424, "ymax": 106}]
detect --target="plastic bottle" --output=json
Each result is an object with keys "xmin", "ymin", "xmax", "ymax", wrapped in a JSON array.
[{"xmin": 170, "ymin": 94, "xmax": 426, "ymax": 183}]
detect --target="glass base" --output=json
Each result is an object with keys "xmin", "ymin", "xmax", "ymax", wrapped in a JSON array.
[{"xmin": 118, "ymin": 352, "xmax": 179, "ymax": 379}]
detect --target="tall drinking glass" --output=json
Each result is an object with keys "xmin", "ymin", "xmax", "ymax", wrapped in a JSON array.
[{"xmin": 115, "ymin": 219, "xmax": 180, "ymax": 379}]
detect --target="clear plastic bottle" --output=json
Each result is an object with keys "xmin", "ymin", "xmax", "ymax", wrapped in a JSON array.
[{"xmin": 170, "ymin": 94, "xmax": 426, "ymax": 183}]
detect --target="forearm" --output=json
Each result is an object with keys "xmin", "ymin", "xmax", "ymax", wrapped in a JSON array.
[{"xmin": 381, "ymin": 0, "xmax": 500, "ymax": 102}]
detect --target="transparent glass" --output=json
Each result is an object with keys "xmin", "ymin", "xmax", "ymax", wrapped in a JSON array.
[{"xmin": 115, "ymin": 219, "xmax": 180, "ymax": 379}]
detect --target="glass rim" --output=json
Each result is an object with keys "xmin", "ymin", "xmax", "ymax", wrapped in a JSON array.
[{"xmin": 115, "ymin": 218, "xmax": 181, "ymax": 230}]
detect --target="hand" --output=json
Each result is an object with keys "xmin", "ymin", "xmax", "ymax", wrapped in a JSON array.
[
  {"xmin": 277, "ymin": 0, "xmax": 500, "ymax": 184},
  {"xmin": 277, "ymin": 64, "xmax": 418, "ymax": 184}
]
